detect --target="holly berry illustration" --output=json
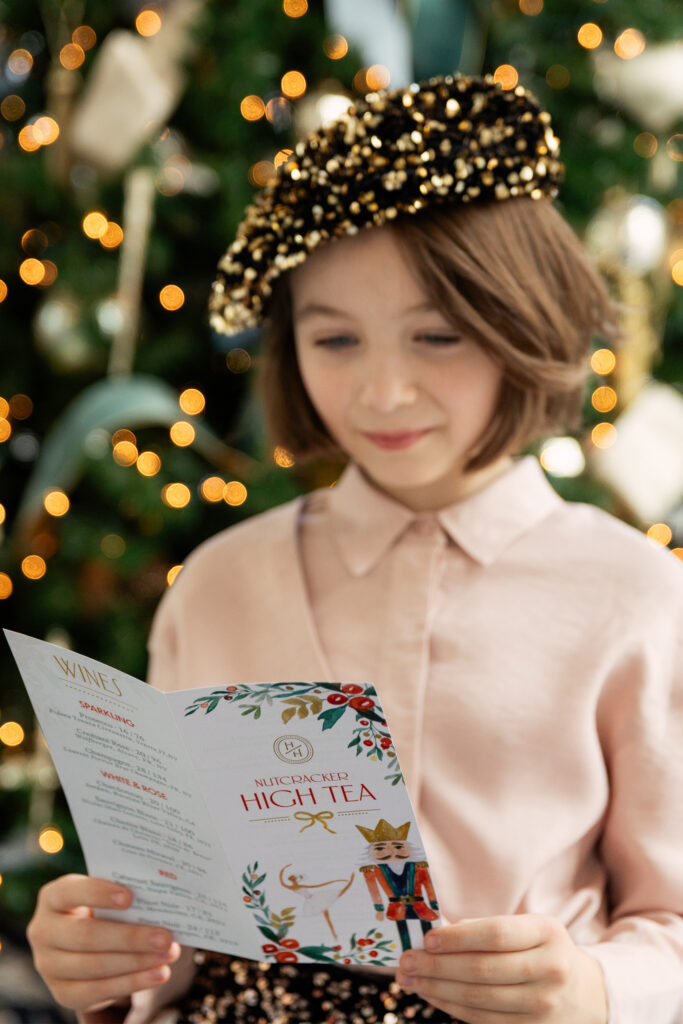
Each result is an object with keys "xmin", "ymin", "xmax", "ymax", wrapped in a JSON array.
[
  {"xmin": 327, "ymin": 693, "xmax": 348, "ymax": 706},
  {"xmin": 349, "ymin": 696, "xmax": 375, "ymax": 711}
]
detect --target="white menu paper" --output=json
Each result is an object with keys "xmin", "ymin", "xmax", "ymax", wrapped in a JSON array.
[{"xmin": 5, "ymin": 629, "xmax": 442, "ymax": 967}]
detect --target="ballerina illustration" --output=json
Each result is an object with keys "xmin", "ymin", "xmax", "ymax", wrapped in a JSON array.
[{"xmin": 279, "ymin": 864, "xmax": 355, "ymax": 940}]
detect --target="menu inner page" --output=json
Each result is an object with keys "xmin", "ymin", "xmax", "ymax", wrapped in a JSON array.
[{"xmin": 4, "ymin": 629, "xmax": 259, "ymax": 957}]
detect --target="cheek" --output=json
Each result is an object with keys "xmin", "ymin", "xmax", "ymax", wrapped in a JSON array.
[{"xmin": 299, "ymin": 361, "xmax": 348, "ymax": 425}]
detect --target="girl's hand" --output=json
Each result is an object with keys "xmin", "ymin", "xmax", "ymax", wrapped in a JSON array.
[
  {"xmin": 396, "ymin": 914, "xmax": 608, "ymax": 1024},
  {"xmin": 27, "ymin": 874, "xmax": 182, "ymax": 1012}
]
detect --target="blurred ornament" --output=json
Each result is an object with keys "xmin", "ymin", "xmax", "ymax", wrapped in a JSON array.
[
  {"xmin": 33, "ymin": 290, "xmax": 97, "ymax": 372},
  {"xmin": 9, "ymin": 432, "xmax": 40, "ymax": 462},
  {"xmin": 68, "ymin": 0, "xmax": 207, "ymax": 175},
  {"xmin": 294, "ymin": 85, "xmax": 352, "ymax": 135},
  {"xmin": 585, "ymin": 193, "xmax": 668, "ymax": 275},
  {"xmin": 588, "ymin": 381, "xmax": 683, "ymax": 524}
]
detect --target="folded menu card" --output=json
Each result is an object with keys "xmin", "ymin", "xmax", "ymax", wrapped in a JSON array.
[{"xmin": 5, "ymin": 629, "xmax": 441, "ymax": 967}]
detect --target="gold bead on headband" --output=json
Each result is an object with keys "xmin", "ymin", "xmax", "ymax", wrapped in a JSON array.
[{"xmin": 210, "ymin": 71, "xmax": 564, "ymax": 338}]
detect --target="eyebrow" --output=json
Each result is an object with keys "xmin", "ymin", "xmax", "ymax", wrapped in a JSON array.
[{"xmin": 295, "ymin": 300, "xmax": 439, "ymax": 321}]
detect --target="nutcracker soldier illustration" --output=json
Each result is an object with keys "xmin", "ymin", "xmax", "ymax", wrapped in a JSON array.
[{"xmin": 356, "ymin": 819, "xmax": 440, "ymax": 951}]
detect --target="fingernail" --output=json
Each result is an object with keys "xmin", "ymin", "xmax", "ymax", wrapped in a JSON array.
[
  {"xmin": 425, "ymin": 932, "xmax": 440, "ymax": 951},
  {"xmin": 150, "ymin": 966, "xmax": 170, "ymax": 983},
  {"xmin": 150, "ymin": 932, "xmax": 171, "ymax": 951},
  {"xmin": 401, "ymin": 952, "xmax": 417, "ymax": 971},
  {"xmin": 111, "ymin": 891, "xmax": 129, "ymax": 907}
]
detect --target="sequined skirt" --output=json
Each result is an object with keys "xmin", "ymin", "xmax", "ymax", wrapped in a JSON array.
[{"xmin": 178, "ymin": 952, "xmax": 459, "ymax": 1024}]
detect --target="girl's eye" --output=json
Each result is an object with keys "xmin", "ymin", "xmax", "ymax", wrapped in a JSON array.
[
  {"xmin": 418, "ymin": 335, "xmax": 462, "ymax": 345},
  {"xmin": 313, "ymin": 336, "xmax": 356, "ymax": 349}
]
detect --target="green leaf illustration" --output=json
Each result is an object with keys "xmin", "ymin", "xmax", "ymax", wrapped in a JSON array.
[{"xmin": 318, "ymin": 705, "xmax": 347, "ymax": 730}]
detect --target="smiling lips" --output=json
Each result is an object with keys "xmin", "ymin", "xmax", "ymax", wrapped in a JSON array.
[{"xmin": 361, "ymin": 428, "xmax": 433, "ymax": 450}]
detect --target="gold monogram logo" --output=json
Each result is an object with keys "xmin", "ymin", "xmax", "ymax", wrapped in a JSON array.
[{"xmin": 273, "ymin": 734, "xmax": 314, "ymax": 764}]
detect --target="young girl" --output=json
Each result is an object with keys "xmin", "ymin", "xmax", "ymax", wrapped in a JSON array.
[{"xmin": 26, "ymin": 72, "xmax": 682, "ymax": 1024}]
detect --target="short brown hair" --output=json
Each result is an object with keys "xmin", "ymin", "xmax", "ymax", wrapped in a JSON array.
[{"xmin": 256, "ymin": 197, "xmax": 619, "ymax": 473}]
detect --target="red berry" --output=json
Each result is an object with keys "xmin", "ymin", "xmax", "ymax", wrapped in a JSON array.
[
  {"xmin": 262, "ymin": 943, "xmax": 278, "ymax": 954},
  {"xmin": 369, "ymin": 950, "xmax": 378, "ymax": 957},
  {"xmin": 380, "ymin": 737, "xmax": 391, "ymax": 749},
  {"xmin": 275, "ymin": 951, "xmax": 298, "ymax": 963},
  {"xmin": 280, "ymin": 938, "xmax": 300, "ymax": 949},
  {"xmin": 341, "ymin": 683, "xmax": 364, "ymax": 694},
  {"xmin": 363, "ymin": 739, "xmax": 373, "ymax": 746},
  {"xmin": 349, "ymin": 696, "xmax": 375, "ymax": 711},
  {"xmin": 343, "ymin": 958, "xmax": 351, "ymax": 964},
  {"xmin": 226, "ymin": 685, "xmax": 237, "ymax": 691},
  {"xmin": 360, "ymin": 719, "xmax": 369, "ymax": 726},
  {"xmin": 200, "ymin": 702, "xmax": 208, "ymax": 708},
  {"xmin": 327, "ymin": 693, "xmax": 348, "ymax": 706}
]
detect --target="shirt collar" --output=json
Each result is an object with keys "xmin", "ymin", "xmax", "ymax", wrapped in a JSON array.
[{"xmin": 327, "ymin": 455, "xmax": 564, "ymax": 576}]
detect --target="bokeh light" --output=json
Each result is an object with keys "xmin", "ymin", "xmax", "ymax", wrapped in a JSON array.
[
  {"xmin": 0, "ymin": 280, "xmax": 7, "ymax": 302},
  {"xmin": 43, "ymin": 489, "xmax": 70, "ymax": 517},
  {"xmin": 82, "ymin": 212, "xmax": 108, "ymax": 239},
  {"xmin": 646, "ymin": 523, "xmax": 672, "ymax": 546},
  {"xmin": 274, "ymin": 148, "xmax": 294, "ymax": 168},
  {"xmin": 167, "ymin": 565, "xmax": 183, "ymax": 585},
  {"xmin": 169, "ymin": 421, "xmax": 195, "ymax": 447},
  {"xmin": 72, "ymin": 26, "xmax": 97, "ymax": 50},
  {"xmin": 493, "ymin": 65, "xmax": 518, "ymax": 90},
  {"xmin": 614, "ymin": 28, "xmax": 645, "ymax": 59},
  {"xmin": 8, "ymin": 49, "xmax": 33, "ymax": 76},
  {"xmin": 100, "ymin": 222, "xmax": 123, "ymax": 249},
  {"xmin": 577, "ymin": 23, "xmax": 603, "ymax": 49},
  {"xmin": 281, "ymin": 71, "xmax": 307, "ymax": 98},
  {"xmin": 519, "ymin": 0, "xmax": 543, "ymax": 13},
  {"xmin": 137, "ymin": 451, "xmax": 162, "ymax": 476},
  {"xmin": 667, "ymin": 134, "xmax": 683, "ymax": 162},
  {"xmin": 672, "ymin": 261, "xmax": 683, "ymax": 286},
  {"xmin": 223, "ymin": 481, "xmax": 247, "ymax": 506},
  {"xmin": 273, "ymin": 446, "xmax": 295, "ymax": 468},
  {"xmin": 366, "ymin": 65, "xmax": 391, "ymax": 90},
  {"xmin": 283, "ymin": 0, "xmax": 308, "ymax": 15},
  {"xmin": 159, "ymin": 284, "xmax": 185, "ymax": 310},
  {"xmin": 59, "ymin": 43, "xmax": 85, "ymax": 70},
  {"xmin": 0, "ymin": 573, "xmax": 13, "ymax": 600},
  {"xmin": 136, "ymin": 9, "xmax": 162, "ymax": 36},
  {"xmin": 546, "ymin": 65, "xmax": 570, "ymax": 89},
  {"xmin": 11, "ymin": 394, "xmax": 33, "ymax": 419},
  {"xmin": 101, "ymin": 534, "xmax": 126, "ymax": 558},
  {"xmin": 226, "ymin": 348, "xmax": 251, "ymax": 373},
  {"xmin": 38, "ymin": 827, "xmax": 64, "ymax": 854},
  {"xmin": 0, "ymin": 398, "xmax": 8, "ymax": 418},
  {"xmin": 591, "ymin": 348, "xmax": 616, "ymax": 375},
  {"xmin": 591, "ymin": 422, "xmax": 617, "ymax": 449},
  {"xmin": 240, "ymin": 95, "xmax": 265, "ymax": 121},
  {"xmin": 162, "ymin": 483, "xmax": 191, "ymax": 509},
  {"xmin": 0, "ymin": 721, "xmax": 24, "ymax": 746},
  {"xmin": 19, "ymin": 258, "xmax": 45, "ymax": 285},
  {"xmin": 112, "ymin": 428, "xmax": 136, "ymax": 445},
  {"xmin": 249, "ymin": 160, "xmax": 277, "ymax": 186},
  {"xmin": 323, "ymin": 34, "xmax": 348, "ymax": 60},
  {"xmin": 21, "ymin": 555, "xmax": 47, "ymax": 580},
  {"xmin": 113, "ymin": 441, "xmax": 138, "ymax": 466},
  {"xmin": 39, "ymin": 260, "xmax": 58, "ymax": 287},
  {"xmin": 179, "ymin": 388, "xmax": 205, "ymax": 415},
  {"xmin": 0, "ymin": 502, "xmax": 5, "ymax": 523},
  {"xmin": 33, "ymin": 116, "xmax": 60, "ymax": 145},
  {"xmin": 21, "ymin": 229, "xmax": 48, "ymax": 255},
  {"xmin": 200, "ymin": 476, "xmax": 225, "ymax": 502},
  {"xmin": 591, "ymin": 386, "xmax": 617, "ymax": 413},
  {"xmin": 634, "ymin": 132, "xmax": 657, "ymax": 158},
  {"xmin": 0, "ymin": 419, "xmax": 11, "ymax": 443},
  {"xmin": 18, "ymin": 126, "xmax": 40, "ymax": 152},
  {"xmin": 1, "ymin": 95, "xmax": 25, "ymax": 120}
]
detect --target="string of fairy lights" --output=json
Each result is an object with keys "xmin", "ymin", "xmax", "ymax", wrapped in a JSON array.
[{"xmin": 1, "ymin": 0, "xmax": 683, "ymax": 877}]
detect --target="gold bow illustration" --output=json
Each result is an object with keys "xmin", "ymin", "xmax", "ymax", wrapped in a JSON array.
[{"xmin": 293, "ymin": 811, "xmax": 337, "ymax": 834}]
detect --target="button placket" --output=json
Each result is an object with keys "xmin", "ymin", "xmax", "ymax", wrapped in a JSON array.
[{"xmin": 373, "ymin": 524, "xmax": 448, "ymax": 804}]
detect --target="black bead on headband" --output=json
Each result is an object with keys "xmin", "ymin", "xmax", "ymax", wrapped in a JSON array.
[{"xmin": 209, "ymin": 71, "xmax": 564, "ymax": 338}]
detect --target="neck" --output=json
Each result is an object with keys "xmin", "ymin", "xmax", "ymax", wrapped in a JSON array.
[{"xmin": 359, "ymin": 454, "xmax": 516, "ymax": 512}]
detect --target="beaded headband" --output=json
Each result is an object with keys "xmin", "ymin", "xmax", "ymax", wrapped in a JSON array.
[{"xmin": 209, "ymin": 71, "xmax": 564, "ymax": 339}]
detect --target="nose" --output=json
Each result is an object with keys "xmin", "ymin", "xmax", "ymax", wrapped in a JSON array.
[{"xmin": 357, "ymin": 357, "xmax": 418, "ymax": 413}]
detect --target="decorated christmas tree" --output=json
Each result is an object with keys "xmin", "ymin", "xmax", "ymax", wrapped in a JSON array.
[{"xmin": 0, "ymin": 0, "xmax": 681, "ymax": 1012}]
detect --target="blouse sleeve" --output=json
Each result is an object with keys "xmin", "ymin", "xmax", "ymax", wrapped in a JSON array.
[{"xmin": 577, "ymin": 568, "xmax": 683, "ymax": 1024}]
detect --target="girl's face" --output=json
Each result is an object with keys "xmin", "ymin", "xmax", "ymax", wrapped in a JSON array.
[{"xmin": 291, "ymin": 225, "xmax": 512, "ymax": 511}]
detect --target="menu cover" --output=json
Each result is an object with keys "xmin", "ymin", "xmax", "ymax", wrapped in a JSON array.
[{"xmin": 5, "ymin": 629, "xmax": 441, "ymax": 967}]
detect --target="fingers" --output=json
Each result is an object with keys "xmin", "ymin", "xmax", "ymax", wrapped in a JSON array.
[
  {"xmin": 398, "ymin": 975, "xmax": 555, "ymax": 1017},
  {"xmin": 425, "ymin": 914, "xmax": 556, "ymax": 954},
  {"xmin": 46, "ymin": 963, "xmax": 175, "ymax": 1012},
  {"xmin": 45, "ymin": 944, "xmax": 182, "ymax": 981},
  {"xmin": 399, "ymin": 945, "xmax": 545, "ymax": 986},
  {"xmin": 38, "ymin": 875, "xmax": 132, "ymax": 914},
  {"xmin": 47, "ymin": 915, "xmax": 177, "ymax": 955}
]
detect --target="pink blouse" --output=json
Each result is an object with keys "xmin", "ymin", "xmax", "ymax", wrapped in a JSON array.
[{"xmin": 126, "ymin": 454, "xmax": 683, "ymax": 1024}]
